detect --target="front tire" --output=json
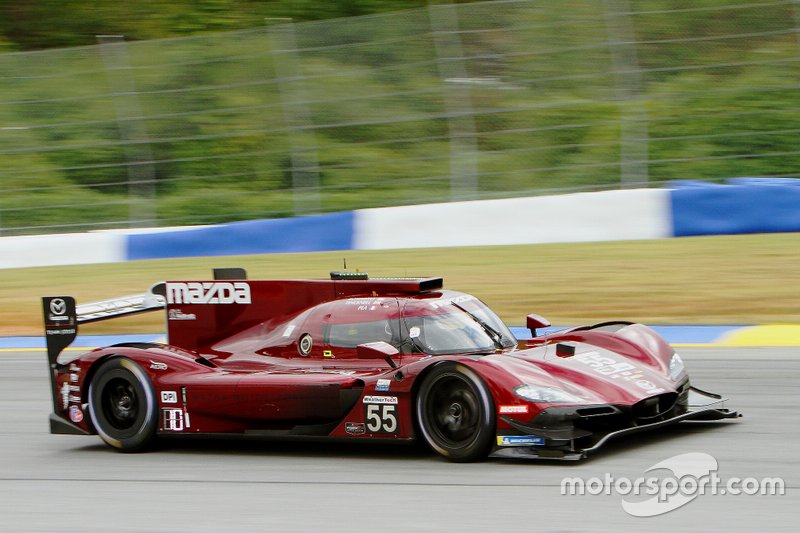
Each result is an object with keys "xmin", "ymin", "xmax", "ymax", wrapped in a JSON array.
[
  {"xmin": 415, "ymin": 363, "xmax": 495, "ymax": 462},
  {"xmin": 88, "ymin": 357, "xmax": 157, "ymax": 452}
]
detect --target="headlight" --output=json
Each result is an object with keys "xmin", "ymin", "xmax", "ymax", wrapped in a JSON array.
[
  {"xmin": 514, "ymin": 384, "xmax": 585, "ymax": 403},
  {"xmin": 669, "ymin": 353, "xmax": 685, "ymax": 381}
]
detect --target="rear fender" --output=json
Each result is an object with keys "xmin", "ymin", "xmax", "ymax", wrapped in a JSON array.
[{"xmin": 66, "ymin": 346, "xmax": 218, "ymax": 432}]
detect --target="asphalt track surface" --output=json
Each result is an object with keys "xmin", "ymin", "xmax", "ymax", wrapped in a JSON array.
[{"xmin": 1, "ymin": 348, "xmax": 797, "ymax": 532}]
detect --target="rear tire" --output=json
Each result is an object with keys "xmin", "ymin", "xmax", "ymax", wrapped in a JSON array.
[
  {"xmin": 415, "ymin": 363, "xmax": 495, "ymax": 462},
  {"xmin": 88, "ymin": 357, "xmax": 157, "ymax": 452}
]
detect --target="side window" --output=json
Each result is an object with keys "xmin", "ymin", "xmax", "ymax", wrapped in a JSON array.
[
  {"xmin": 323, "ymin": 298, "xmax": 401, "ymax": 350},
  {"xmin": 327, "ymin": 319, "xmax": 395, "ymax": 348}
]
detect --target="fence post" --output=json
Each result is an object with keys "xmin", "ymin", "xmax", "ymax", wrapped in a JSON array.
[
  {"xmin": 428, "ymin": 2, "xmax": 479, "ymax": 201},
  {"xmin": 267, "ymin": 19, "xmax": 321, "ymax": 216},
  {"xmin": 603, "ymin": 0, "xmax": 649, "ymax": 187},
  {"xmin": 97, "ymin": 35, "xmax": 157, "ymax": 227},
  {"xmin": 792, "ymin": 0, "xmax": 800, "ymax": 48}
]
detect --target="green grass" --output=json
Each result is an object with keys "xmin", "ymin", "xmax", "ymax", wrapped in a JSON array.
[{"xmin": 2, "ymin": 233, "xmax": 798, "ymax": 336}]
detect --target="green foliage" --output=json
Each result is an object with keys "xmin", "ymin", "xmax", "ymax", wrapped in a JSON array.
[
  {"xmin": 0, "ymin": 0, "xmax": 431, "ymax": 50},
  {"xmin": 1, "ymin": 0, "xmax": 800, "ymax": 233}
]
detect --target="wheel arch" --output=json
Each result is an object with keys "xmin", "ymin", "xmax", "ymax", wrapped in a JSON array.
[
  {"xmin": 86, "ymin": 354, "xmax": 159, "ymax": 451},
  {"xmin": 411, "ymin": 359, "xmax": 498, "ymax": 461}
]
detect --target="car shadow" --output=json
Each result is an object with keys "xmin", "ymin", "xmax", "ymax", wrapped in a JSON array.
[{"xmin": 64, "ymin": 419, "xmax": 739, "ymax": 464}]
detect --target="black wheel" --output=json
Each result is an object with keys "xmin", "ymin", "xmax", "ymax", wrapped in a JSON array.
[
  {"xmin": 88, "ymin": 357, "xmax": 157, "ymax": 452},
  {"xmin": 415, "ymin": 363, "xmax": 495, "ymax": 462}
]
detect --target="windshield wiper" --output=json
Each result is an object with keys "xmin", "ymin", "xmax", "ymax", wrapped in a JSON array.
[{"xmin": 451, "ymin": 302, "xmax": 504, "ymax": 350}]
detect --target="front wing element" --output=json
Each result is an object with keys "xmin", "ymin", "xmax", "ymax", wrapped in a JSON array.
[{"xmin": 491, "ymin": 387, "xmax": 740, "ymax": 461}]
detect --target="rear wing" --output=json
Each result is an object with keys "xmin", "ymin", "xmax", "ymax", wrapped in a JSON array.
[
  {"xmin": 74, "ymin": 288, "xmax": 166, "ymax": 324},
  {"xmin": 42, "ymin": 285, "xmax": 167, "ymax": 366},
  {"xmin": 41, "ymin": 268, "xmax": 247, "ymax": 364}
]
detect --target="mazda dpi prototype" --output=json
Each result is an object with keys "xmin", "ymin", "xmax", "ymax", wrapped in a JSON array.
[{"xmin": 43, "ymin": 269, "xmax": 738, "ymax": 461}]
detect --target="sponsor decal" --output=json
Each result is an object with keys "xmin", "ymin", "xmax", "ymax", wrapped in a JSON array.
[
  {"xmin": 46, "ymin": 327, "xmax": 76, "ymax": 336},
  {"xmin": 300, "ymin": 369, "xmax": 357, "ymax": 376},
  {"xmin": 362, "ymin": 396, "xmax": 399, "ymax": 434},
  {"xmin": 60, "ymin": 382, "xmax": 70, "ymax": 409},
  {"xmin": 376, "ymin": 379, "xmax": 391, "ymax": 392},
  {"xmin": 68, "ymin": 405, "xmax": 84, "ymax": 423},
  {"xmin": 298, "ymin": 334, "xmax": 313, "ymax": 356},
  {"xmin": 429, "ymin": 294, "xmax": 476, "ymax": 309},
  {"xmin": 282, "ymin": 324, "xmax": 296, "ymax": 337},
  {"xmin": 635, "ymin": 379, "xmax": 661, "ymax": 392},
  {"xmin": 499, "ymin": 405, "xmax": 529, "ymax": 414},
  {"xmin": 363, "ymin": 396, "xmax": 398, "ymax": 405},
  {"xmin": 572, "ymin": 352, "xmax": 666, "ymax": 394},
  {"xmin": 162, "ymin": 408, "xmax": 184, "ymax": 431},
  {"xmin": 409, "ymin": 326, "xmax": 421, "ymax": 339},
  {"xmin": 345, "ymin": 298, "xmax": 383, "ymax": 310},
  {"xmin": 345, "ymin": 422, "xmax": 366, "ymax": 435},
  {"xmin": 68, "ymin": 395, "xmax": 81, "ymax": 404},
  {"xmin": 150, "ymin": 360, "xmax": 168, "ymax": 371},
  {"xmin": 166, "ymin": 281, "xmax": 251, "ymax": 305},
  {"xmin": 161, "ymin": 391, "xmax": 178, "ymax": 404},
  {"xmin": 323, "ymin": 350, "xmax": 333, "ymax": 358},
  {"xmin": 496, "ymin": 435, "xmax": 545, "ymax": 447},
  {"xmin": 67, "ymin": 365, "xmax": 80, "ymax": 390},
  {"xmin": 573, "ymin": 351, "xmax": 636, "ymax": 377},
  {"xmin": 168, "ymin": 309, "xmax": 197, "ymax": 321},
  {"xmin": 48, "ymin": 298, "xmax": 69, "ymax": 322}
]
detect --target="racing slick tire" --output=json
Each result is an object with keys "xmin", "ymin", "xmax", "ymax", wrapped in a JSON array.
[
  {"xmin": 88, "ymin": 357, "xmax": 158, "ymax": 452},
  {"xmin": 415, "ymin": 363, "xmax": 496, "ymax": 462}
]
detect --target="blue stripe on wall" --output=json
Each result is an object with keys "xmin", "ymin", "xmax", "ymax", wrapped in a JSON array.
[
  {"xmin": 670, "ymin": 179, "xmax": 800, "ymax": 237},
  {"xmin": 127, "ymin": 211, "xmax": 355, "ymax": 260}
]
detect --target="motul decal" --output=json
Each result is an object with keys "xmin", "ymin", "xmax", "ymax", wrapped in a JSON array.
[
  {"xmin": 166, "ymin": 282, "xmax": 251, "ymax": 304},
  {"xmin": 499, "ymin": 405, "xmax": 529, "ymax": 414}
]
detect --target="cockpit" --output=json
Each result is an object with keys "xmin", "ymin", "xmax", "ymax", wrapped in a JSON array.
[
  {"xmin": 213, "ymin": 290, "xmax": 517, "ymax": 359},
  {"xmin": 401, "ymin": 294, "xmax": 516, "ymax": 355}
]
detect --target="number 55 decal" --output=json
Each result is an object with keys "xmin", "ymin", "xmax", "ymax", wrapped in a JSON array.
[{"xmin": 362, "ymin": 395, "xmax": 399, "ymax": 434}]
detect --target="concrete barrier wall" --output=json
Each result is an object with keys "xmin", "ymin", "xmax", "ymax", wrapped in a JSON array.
[
  {"xmin": 355, "ymin": 189, "xmax": 671, "ymax": 249},
  {"xmin": 1, "ymin": 182, "xmax": 798, "ymax": 269},
  {"xmin": 0, "ymin": 232, "xmax": 126, "ymax": 269}
]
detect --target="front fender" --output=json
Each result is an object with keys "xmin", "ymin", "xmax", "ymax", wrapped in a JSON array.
[{"xmin": 533, "ymin": 323, "xmax": 673, "ymax": 375}]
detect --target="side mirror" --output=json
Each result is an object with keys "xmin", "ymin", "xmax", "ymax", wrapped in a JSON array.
[
  {"xmin": 356, "ymin": 341, "xmax": 400, "ymax": 369},
  {"xmin": 526, "ymin": 313, "xmax": 551, "ymax": 337}
]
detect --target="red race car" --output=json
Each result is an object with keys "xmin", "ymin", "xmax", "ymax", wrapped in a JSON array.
[{"xmin": 42, "ymin": 268, "xmax": 738, "ymax": 461}]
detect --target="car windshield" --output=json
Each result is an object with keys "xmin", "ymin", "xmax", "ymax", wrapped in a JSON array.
[{"xmin": 402, "ymin": 294, "xmax": 517, "ymax": 355}]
